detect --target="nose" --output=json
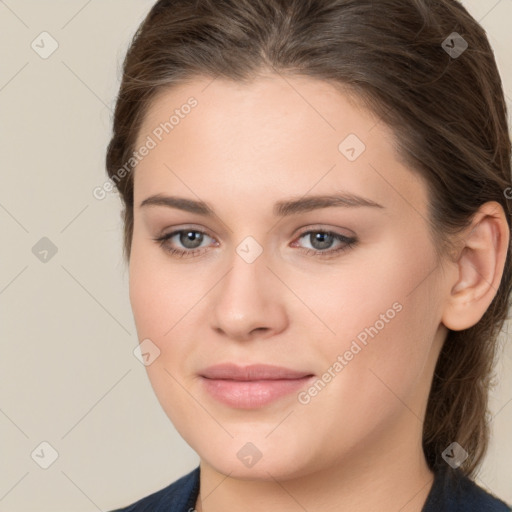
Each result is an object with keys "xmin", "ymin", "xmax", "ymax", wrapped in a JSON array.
[{"xmin": 209, "ymin": 248, "xmax": 288, "ymax": 342}]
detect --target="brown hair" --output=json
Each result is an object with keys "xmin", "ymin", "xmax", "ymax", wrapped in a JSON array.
[{"xmin": 105, "ymin": 0, "xmax": 512, "ymax": 477}]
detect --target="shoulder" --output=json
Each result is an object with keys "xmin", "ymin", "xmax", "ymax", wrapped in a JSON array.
[
  {"xmin": 108, "ymin": 466, "xmax": 200, "ymax": 512},
  {"xmin": 423, "ymin": 466, "xmax": 511, "ymax": 512}
]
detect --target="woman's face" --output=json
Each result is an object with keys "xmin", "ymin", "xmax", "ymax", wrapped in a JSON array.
[{"xmin": 129, "ymin": 74, "xmax": 449, "ymax": 480}]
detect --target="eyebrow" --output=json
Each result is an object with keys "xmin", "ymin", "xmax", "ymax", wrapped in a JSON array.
[{"xmin": 140, "ymin": 193, "xmax": 384, "ymax": 216}]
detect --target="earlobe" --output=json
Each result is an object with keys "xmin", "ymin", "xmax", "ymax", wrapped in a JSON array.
[{"xmin": 441, "ymin": 201, "xmax": 509, "ymax": 332}]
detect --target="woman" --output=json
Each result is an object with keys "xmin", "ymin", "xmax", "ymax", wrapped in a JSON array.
[{"xmin": 106, "ymin": 0, "xmax": 512, "ymax": 510}]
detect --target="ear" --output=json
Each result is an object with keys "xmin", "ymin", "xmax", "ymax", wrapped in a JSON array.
[{"xmin": 441, "ymin": 201, "xmax": 510, "ymax": 331}]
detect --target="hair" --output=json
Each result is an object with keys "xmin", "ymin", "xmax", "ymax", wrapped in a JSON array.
[{"xmin": 105, "ymin": 0, "xmax": 512, "ymax": 478}]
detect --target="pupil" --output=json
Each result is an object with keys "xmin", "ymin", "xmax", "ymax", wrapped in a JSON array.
[
  {"xmin": 312, "ymin": 232, "xmax": 333, "ymax": 250},
  {"xmin": 181, "ymin": 231, "xmax": 202, "ymax": 249}
]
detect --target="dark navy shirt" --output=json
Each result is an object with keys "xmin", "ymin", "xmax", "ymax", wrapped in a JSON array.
[{"xmin": 110, "ymin": 465, "xmax": 511, "ymax": 511}]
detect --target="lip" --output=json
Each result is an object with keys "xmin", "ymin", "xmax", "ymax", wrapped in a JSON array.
[{"xmin": 199, "ymin": 364, "xmax": 315, "ymax": 409}]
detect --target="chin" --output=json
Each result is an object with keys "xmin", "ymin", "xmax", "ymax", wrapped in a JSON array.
[{"xmin": 192, "ymin": 434, "xmax": 317, "ymax": 482}]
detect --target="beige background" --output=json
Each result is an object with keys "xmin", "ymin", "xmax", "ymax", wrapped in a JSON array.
[{"xmin": 0, "ymin": 1, "xmax": 511, "ymax": 510}]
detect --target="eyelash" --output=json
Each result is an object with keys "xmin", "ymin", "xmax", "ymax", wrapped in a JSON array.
[{"xmin": 153, "ymin": 227, "xmax": 358, "ymax": 260}]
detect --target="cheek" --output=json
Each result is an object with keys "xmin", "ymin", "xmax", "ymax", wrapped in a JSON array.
[
  {"xmin": 282, "ymin": 251, "xmax": 421, "ymax": 356},
  {"xmin": 300, "ymin": 235, "xmax": 440, "ymax": 408},
  {"xmin": 292, "ymin": 296, "xmax": 437, "ymax": 455},
  {"xmin": 128, "ymin": 240, "xmax": 208, "ymax": 339},
  {"xmin": 128, "ymin": 249, "xmax": 202, "ymax": 435},
  {"xmin": 128, "ymin": 243, "xmax": 213, "ymax": 395}
]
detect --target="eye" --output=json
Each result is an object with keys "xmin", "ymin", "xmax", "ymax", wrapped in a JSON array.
[
  {"xmin": 154, "ymin": 228, "xmax": 216, "ymax": 258},
  {"xmin": 292, "ymin": 229, "xmax": 357, "ymax": 258}
]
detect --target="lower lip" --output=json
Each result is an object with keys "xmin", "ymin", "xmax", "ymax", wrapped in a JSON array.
[{"xmin": 200, "ymin": 376, "xmax": 314, "ymax": 409}]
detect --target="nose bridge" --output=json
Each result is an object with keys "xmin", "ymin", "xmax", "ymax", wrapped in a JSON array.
[
  {"xmin": 220, "ymin": 242, "xmax": 269, "ymax": 307},
  {"xmin": 210, "ymin": 239, "xmax": 285, "ymax": 339}
]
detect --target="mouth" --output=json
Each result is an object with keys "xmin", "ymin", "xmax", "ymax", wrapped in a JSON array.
[{"xmin": 199, "ymin": 364, "xmax": 315, "ymax": 409}]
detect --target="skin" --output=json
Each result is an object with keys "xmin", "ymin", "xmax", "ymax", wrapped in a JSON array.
[{"xmin": 128, "ymin": 73, "xmax": 509, "ymax": 512}]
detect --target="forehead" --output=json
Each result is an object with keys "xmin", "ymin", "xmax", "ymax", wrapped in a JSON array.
[
  {"xmin": 137, "ymin": 74, "xmax": 380, "ymax": 149},
  {"xmin": 133, "ymin": 74, "xmax": 429, "ymax": 219}
]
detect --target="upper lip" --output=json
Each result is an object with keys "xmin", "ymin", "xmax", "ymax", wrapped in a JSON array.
[{"xmin": 200, "ymin": 364, "xmax": 313, "ymax": 381}]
